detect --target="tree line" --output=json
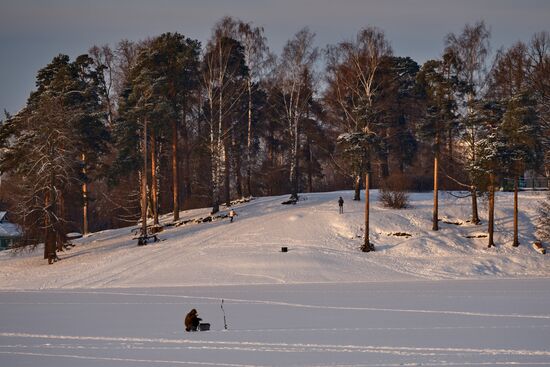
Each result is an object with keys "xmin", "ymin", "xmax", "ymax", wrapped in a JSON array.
[{"xmin": 0, "ymin": 18, "xmax": 548, "ymax": 259}]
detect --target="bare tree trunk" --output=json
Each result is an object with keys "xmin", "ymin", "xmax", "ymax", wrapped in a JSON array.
[
  {"xmin": 150, "ymin": 130, "xmax": 159, "ymax": 226},
  {"xmin": 307, "ymin": 138, "xmax": 313, "ymax": 193},
  {"xmin": 233, "ymin": 135, "xmax": 243, "ymax": 198},
  {"xmin": 362, "ymin": 172, "xmax": 374, "ymax": 252},
  {"xmin": 513, "ymin": 175, "xmax": 519, "ymax": 247},
  {"xmin": 45, "ymin": 172, "xmax": 57, "ymax": 261},
  {"xmin": 471, "ymin": 188, "xmax": 480, "ymax": 224},
  {"xmin": 44, "ymin": 191, "xmax": 52, "ymax": 259},
  {"xmin": 57, "ymin": 191, "xmax": 66, "ymax": 252},
  {"xmin": 289, "ymin": 117, "xmax": 299, "ymax": 201},
  {"xmin": 140, "ymin": 118, "xmax": 148, "ymax": 239},
  {"xmin": 470, "ymin": 121, "xmax": 480, "ymax": 225},
  {"xmin": 172, "ymin": 119, "xmax": 179, "ymax": 221},
  {"xmin": 432, "ymin": 151, "xmax": 439, "ymax": 231},
  {"xmin": 81, "ymin": 153, "xmax": 89, "ymax": 235},
  {"xmin": 224, "ymin": 140, "xmax": 231, "ymax": 207},
  {"xmin": 354, "ymin": 174, "xmax": 361, "ymax": 201},
  {"xmin": 246, "ymin": 79, "xmax": 253, "ymax": 197},
  {"xmin": 487, "ymin": 173, "xmax": 495, "ymax": 248}
]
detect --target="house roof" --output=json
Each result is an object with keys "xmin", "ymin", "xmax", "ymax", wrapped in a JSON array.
[
  {"xmin": 0, "ymin": 221, "xmax": 22, "ymax": 238},
  {"xmin": 0, "ymin": 212, "xmax": 22, "ymax": 238}
]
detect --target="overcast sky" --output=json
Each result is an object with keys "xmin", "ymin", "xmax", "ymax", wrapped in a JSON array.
[{"xmin": 1, "ymin": 0, "xmax": 549, "ymax": 114}]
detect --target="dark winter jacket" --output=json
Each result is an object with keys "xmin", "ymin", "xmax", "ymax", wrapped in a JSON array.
[{"xmin": 185, "ymin": 309, "xmax": 202, "ymax": 331}]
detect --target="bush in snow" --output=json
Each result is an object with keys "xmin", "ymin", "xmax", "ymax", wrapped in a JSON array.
[{"xmin": 379, "ymin": 173, "xmax": 410, "ymax": 209}]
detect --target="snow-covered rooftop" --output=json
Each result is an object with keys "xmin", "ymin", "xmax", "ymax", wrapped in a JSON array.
[
  {"xmin": 0, "ymin": 211, "xmax": 22, "ymax": 238},
  {"xmin": 0, "ymin": 221, "xmax": 22, "ymax": 238}
]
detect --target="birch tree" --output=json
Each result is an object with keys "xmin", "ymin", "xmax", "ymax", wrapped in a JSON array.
[
  {"xmin": 445, "ymin": 21, "xmax": 491, "ymax": 224},
  {"xmin": 202, "ymin": 25, "xmax": 248, "ymax": 213},
  {"xmin": 324, "ymin": 27, "xmax": 392, "ymax": 201},
  {"xmin": 277, "ymin": 27, "xmax": 318, "ymax": 201}
]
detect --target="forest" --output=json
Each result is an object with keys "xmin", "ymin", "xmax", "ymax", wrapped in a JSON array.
[{"xmin": 0, "ymin": 17, "xmax": 548, "ymax": 260}]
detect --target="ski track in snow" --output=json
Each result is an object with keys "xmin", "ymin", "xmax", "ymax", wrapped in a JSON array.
[
  {"xmin": 12, "ymin": 288, "xmax": 549, "ymax": 320},
  {"xmin": 1, "ymin": 332, "xmax": 550, "ymax": 357}
]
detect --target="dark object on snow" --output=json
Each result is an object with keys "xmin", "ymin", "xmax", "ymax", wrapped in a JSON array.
[
  {"xmin": 338, "ymin": 196, "xmax": 344, "ymax": 214},
  {"xmin": 150, "ymin": 225, "xmax": 163, "ymax": 234},
  {"xmin": 137, "ymin": 234, "xmax": 158, "ymax": 246},
  {"xmin": 533, "ymin": 241, "xmax": 546, "ymax": 254},
  {"xmin": 47, "ymin": 252, "xmax": 60, "ymax": 264},
  {"xmin": 185, "ymin": 308, "xmax": 202, "ymax": 332},
  {"xmin": 281, "ymin": 246, "xmax": 288, "ymax": 252},
  {"xmin": 388, "ymin": 232, "xmax": 412, "ymax": 238},
  {"xmin": 465, "ymin": 234, "xmax": 487, "ymax": 239},
  {"xmin": 198, "ymin": 323, "xmax": 210, "ymax": 331},
  {"xmin": 281, "ymin": 198, "xmax": 297, "ymax": 205}
]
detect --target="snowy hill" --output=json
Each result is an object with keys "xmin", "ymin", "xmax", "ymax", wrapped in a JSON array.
[{"xmin": 0, "ymin": 190, "xmax": 548, "ymax": 289}]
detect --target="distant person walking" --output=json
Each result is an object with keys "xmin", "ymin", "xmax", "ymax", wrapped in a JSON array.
[
  {"xmin": 338, "ymin": 196, "xmax": 344, "ymax": 214},
  {"xmin": 228, "ymin": 209, "xmax": 238, "ymax": 223}
]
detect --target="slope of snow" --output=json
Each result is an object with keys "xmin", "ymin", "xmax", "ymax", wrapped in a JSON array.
[{"xmin": 0, "ymin": 190, "xmax": 548, "ymax": 290}]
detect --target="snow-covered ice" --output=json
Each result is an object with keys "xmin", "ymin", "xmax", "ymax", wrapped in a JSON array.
[{"xmin": 0, "ymin": 190, "xmax": 549, "ymax": 366}]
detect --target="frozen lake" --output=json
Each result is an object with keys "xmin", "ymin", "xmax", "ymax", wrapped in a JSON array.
[{"xmin": 1, "ymin": 279, "xmax": 550, "ymax": 366}]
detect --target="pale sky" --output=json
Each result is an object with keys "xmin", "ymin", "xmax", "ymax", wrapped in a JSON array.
[{"xmin": 1, "ymin": 0, "xmax": 549, "ymax": 114}]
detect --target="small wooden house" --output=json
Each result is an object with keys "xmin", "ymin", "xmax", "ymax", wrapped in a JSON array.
[{"xmin": 0, "ymin": 211, "xmax": 22, "ymax": 250}]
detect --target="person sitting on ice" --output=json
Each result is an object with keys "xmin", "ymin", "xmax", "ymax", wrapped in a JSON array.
[
  {"xmin": 228, "ymin": 208, "xmax": 238, "ymax": 223},
  {"xmin": 185, "ymin": 308, "xmax": 202, "ymax": 332}
]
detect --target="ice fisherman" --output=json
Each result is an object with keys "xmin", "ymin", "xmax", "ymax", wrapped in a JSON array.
[
  {"xmin": 185, "ymin": 308, "xmax": 202, "ymax": 332},
  {"xmin": 228, "ymin": 209, "xmax": 238, "ymax": 223},
  {"xmin": 338, "ymin": 196, "xmax": 344, "ymax": 214}
]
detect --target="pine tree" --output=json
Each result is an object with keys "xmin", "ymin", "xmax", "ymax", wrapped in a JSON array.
[
  {"xmin": 417, "ymin": 55, "xmax": 459, "ymax": 231},
  {"xmin": 0, "ymin": 54, "xmax": 108, "ymax": 261},
  {"xmin": 500, "ymin": 93, "xmax": 542, "ymax": 246}
]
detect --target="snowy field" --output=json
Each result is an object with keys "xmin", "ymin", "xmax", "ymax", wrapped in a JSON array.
[
  {"xmin": 1, "ymin": 280, "xmax": 550, "ymax": 366},
  {"xmin": 0, "ymin": 190, "xmax": 549, "ymax": 365}
]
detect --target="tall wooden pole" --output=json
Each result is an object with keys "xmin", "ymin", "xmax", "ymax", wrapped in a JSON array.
[
  {"xmin": 150, "ymin": 130, "xmax": 159, "ymax": 226},
  {"xmin": 513, "ymin": 175, "xmax": 519, "ymax": 247},
  {"xmin": 141, "ymin": 117, "xmax": 148, "ymax": 240},
  {"xmin": 487, "ymin": 173, "xmax": 495, "ymax": 248},
  {"xmin": 362, "ymin": 172, "xmax": 374, "ymax": 252},
  {"xmin": 432, "ymin": 151, "xmax": 439, "ymax": 231},
  {"xmin": 172, "ymin": 119, "xmax": 179, "ymax": 222}
]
